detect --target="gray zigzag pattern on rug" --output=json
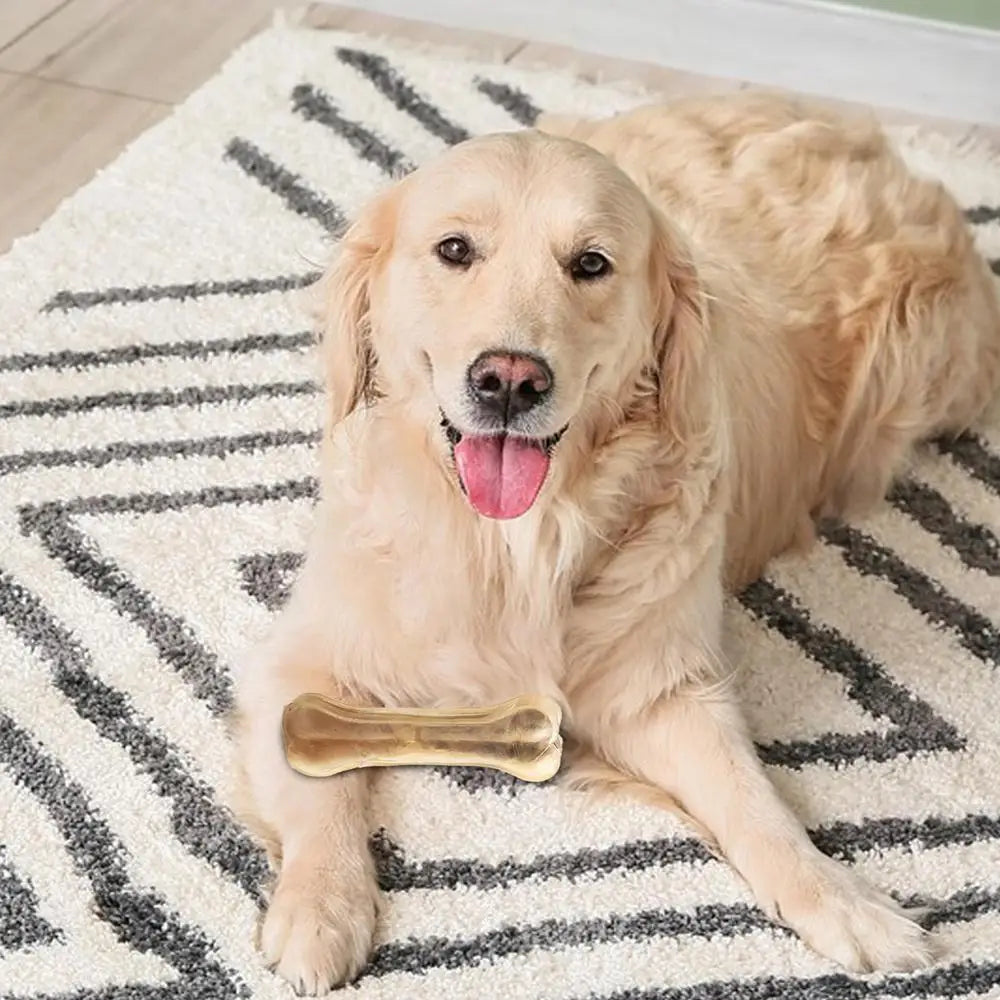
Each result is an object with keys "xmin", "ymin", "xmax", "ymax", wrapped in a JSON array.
[
  {"xmin": 0, "ymin": 570, "xmax": 268, "ymax": 899},
  {"xmin": 0, "ymin": 712, "xmax": 247, "ymax": 998}
]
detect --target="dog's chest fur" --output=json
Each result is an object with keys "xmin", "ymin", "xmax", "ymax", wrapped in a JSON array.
[{"xmin": 314, "ymin": 413, "xmax": 670, "ymax": 710}]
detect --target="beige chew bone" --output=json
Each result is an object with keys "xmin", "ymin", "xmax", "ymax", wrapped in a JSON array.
[{"xmin": 282, "ymin": 693, "xmax": 563, "ymax": 783}]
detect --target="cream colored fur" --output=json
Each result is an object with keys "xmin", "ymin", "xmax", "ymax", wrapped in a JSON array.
[{"xmin": 233, "ymin": 92, "xmax": 1000, "ymax": 994}]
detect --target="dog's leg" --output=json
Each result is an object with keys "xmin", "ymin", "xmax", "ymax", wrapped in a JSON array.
[
  {"xmin": 586, "ymin": 686, "xmax": 932, "ymax": 971},
  {"xmin": 235, "ymin": 632, "xmax": 378, "ymax": 995},
  {"xmin": 568, "ymin": 538, "xmax": 932, "ymax": 973}
]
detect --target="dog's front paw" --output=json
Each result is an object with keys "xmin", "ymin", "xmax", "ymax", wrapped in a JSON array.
[
  {"xmin": 774, "ymin": 858, "xmax": 934, "ymax": 973},
  {"xmin": 260, "ymin": 865, "xmax": 378, "ymax": 995}
]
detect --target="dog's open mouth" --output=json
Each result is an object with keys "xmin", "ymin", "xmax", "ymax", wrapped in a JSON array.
[{"xmin": 440, "ymin": 413, "xmax": 566, "ymax": 520}]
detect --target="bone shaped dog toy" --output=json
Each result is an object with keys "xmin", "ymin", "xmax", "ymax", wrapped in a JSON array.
[{"xmin": 282, "ymin": 693, "xmax": 563, "ymax": 783}]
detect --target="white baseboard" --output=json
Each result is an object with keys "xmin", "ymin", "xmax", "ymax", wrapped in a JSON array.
[{"xmin": 329, "ymin": 0, "xmax": 1000, "ymax": 125}]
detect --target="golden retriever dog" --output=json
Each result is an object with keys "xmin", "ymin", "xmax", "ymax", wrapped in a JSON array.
[{"xmin": 233, "ymin": 92, "xmax": 1000, "ymax": 993}]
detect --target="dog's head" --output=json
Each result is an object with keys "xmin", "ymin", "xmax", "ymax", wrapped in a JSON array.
[{"xmin": 321, "ymin": 130, "xmax": 706, "ymax": 520}]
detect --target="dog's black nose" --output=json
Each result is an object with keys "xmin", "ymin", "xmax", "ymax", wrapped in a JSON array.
[{"xmin": 467, "ymin": 351, "xmax": 553, "ymax": 422}]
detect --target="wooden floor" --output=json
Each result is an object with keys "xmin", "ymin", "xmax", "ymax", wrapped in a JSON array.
[{"xmin": 1, "ymin": 0, "xmax": 997, "ymax": 254}]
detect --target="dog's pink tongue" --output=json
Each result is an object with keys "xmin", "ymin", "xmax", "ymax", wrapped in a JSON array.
[{"xmin": 454, "ymin": 434, "xmax": 550, "ymax": 519}]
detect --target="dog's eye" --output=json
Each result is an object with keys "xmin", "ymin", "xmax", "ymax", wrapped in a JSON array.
[
  {"xmin": 437, "ymin": 236, "xmax": 473, "ymax": 267},
  {"xmin": 570, "ymin": 250, "xmax": 612, "ymax": 281}
]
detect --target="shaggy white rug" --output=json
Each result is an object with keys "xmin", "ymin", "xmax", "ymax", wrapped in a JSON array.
[{"xmin": 1, "ymin": 22, "xmax": 999, "ymax": 1000}]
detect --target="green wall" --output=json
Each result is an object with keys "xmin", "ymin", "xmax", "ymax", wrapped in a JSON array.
[{"xmin": 832, "ymin": 0, "xmax": 1000, "ymax": 30}]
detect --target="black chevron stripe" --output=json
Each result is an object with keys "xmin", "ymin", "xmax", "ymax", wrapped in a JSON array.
[
  {"xmin": 15, "ymin": 479, "xmax": 316, "ymax": 732},
  {"xmin": 372, "ymin": 811, "xmax": 1000, "ymax": 894},
  {"xmin": 40, "ymin": 271, "xmax": 320, "ymax": 314},
  {"xmin": 474, "ymin": 77, "xmax": 541, "ymax": 126},
  {"xmin": 738, "ymin": 577, "xmax": 964, "ymax": 761},
  {"xmin": 0, "ymin": 427, "xmax": 320, "ymax": 477},
  {"xmin": 371, "ymin": 828, "xmax": 713, "ymax": 893},
  {"xmin": 889, "ymin": 477, "xmax": 1000, "ymax": 576},
  {"xmin": 363, "ymin": 901, "xmax": 773, "ymax": 979},
  {"xmin": 0, "ymin": 713, "xmax": 248, "ymax": 997},
  {"xmin": 19, "ymin": 507, "xmax": 234, "ymax": 716},
  {"xmin": 821, "ymin": 521, "xmax": 1000, "ymax": 667},
  {"xmin": 0, "ymin": 572, "xmax": 268, "ymax": 899},
  {"xmin": 358, "ymin": 882, "xmax": 995, "ymax": 984},
  {"xmin": 337, "ymin": 47, "xmax": 470, "ymax": 145},
  {"xmin": 28, "ymin": 476, "xmax": 317, "ymax": 519},
  {"xmin": 292, "ymin": 82, "xmax": 414, "ymax": 176},
  {"xmin": 0, "ymin": 379, "xmax": 319, "ymax": 420},
  {"xmin": 0, "ymin": 330, "xmax": 314, "ymax": 374},
  {"xmin": 224, "ymin": 137, "xmax": 345, "ymax": 234}
]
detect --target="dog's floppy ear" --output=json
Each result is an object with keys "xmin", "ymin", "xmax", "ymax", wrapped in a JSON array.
[
  {"xmin": 648, "ymin": 210, "xmax": 711, "ymax": 445},
  {"xmin": 320, "ymin": 184, "xmax": 400, "ymax": 429}
]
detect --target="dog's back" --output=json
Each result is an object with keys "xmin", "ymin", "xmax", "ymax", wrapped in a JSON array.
[{"xmin": 540, "ymin": 94, "xmax": 1000, "ymax": 585}]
